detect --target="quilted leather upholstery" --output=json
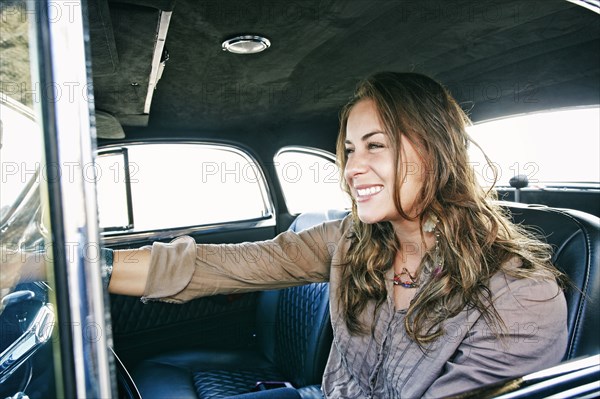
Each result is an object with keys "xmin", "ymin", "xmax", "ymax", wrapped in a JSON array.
[
  {"xmin": 275, "ymin": 283, "xmax": 331, "ymax": 387},
  {"xmin": 111, "ymin": 293, "xmax": 258, "ymax": 334},
  {"xmin": 194, "ymin": 369, "xmax": 285, "ymax": 398},
  {"xmin": 111, "ymin": 291, "xmax": 258, "ymax": 363}
]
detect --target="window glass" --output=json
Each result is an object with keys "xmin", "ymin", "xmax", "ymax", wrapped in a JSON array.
[
  {"xmin": 467, "ymin": 107, "xmax": 600, "ymax": 186},
  {"xmin": 1, "ymin": 1, "xmax": 61, "ymax": 397},
  {"xmin": 0, "ymin": 98, "xmax": 40, "ymax": 222},
  {"xmin": 275, "ymin": 148, "xmax": 351, "ymax": 214},
  {"xmin": 97, "ymin": 143, "xmax": 272, "ymax": 232}
]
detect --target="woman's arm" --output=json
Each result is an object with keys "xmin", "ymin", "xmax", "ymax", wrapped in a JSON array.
[
  {"xmin": 2, "ymin": 216, "xmax": 350, "ymax": 302},
  {"xmin": 0, "ymin": 246, "xmax": 151, "ymax": 297},
  {"xmin": 138, "ymin": 217, "xmax": 350, "ymax": 303},
  {"xmin": 108, "ymin": 247, "xmax": 152, "ymax": 297}
]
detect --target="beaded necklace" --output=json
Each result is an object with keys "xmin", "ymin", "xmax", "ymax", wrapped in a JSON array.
[
  {"xmin": 393, "ymin": 219, "xmax": 443, "ymax": 289},
  {"xmin": 393, "ymin": 268, "xmax": 419, "ymax": 288}
]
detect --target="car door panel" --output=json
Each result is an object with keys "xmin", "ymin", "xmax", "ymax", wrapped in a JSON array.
[{"xmin": 109, "ymin": 225, "xmax": 277, "ymax": 365}]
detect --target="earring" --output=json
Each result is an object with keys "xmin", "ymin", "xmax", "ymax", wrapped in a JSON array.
[
  {"xmin": 423, "ymin": 213, "xmax": 439, "ymax": 233},
  {"xmin": 432, "ymin": 230, "xmax": 443, "ymax": 277}
]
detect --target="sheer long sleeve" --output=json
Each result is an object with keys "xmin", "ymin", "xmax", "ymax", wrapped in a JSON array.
[{"xmin": 142, "ymin": 217, "xmax": 351, "ymax": 303}]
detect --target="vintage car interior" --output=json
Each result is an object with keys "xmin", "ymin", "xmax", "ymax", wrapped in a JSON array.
[{"xmin": 0, "ymin": 0, "xmax": 598, "ymax": 398}]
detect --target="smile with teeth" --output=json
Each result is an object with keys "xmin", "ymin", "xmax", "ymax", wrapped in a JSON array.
[{"xmin": 355, "ymin": 185, "xmax": 383, "ymax": 200}]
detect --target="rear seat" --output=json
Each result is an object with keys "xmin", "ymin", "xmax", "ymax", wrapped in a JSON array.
[{"xmin": 131, "ymin": 204, "xmax": 599, "ymax": 397}]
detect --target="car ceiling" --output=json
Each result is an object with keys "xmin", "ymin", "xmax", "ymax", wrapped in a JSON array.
[{"xmin": 90, "ymin": 0, "xmax": 600, "ymax": 154}]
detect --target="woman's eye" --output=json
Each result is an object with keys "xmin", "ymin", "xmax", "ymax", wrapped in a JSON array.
[
  {"xmin": 368, "ymin": 142, "xmax": 385, "ymax": 150},
  {"xmin": 344, "ymin": 148, "xmax": 354, "ymax": 155}
]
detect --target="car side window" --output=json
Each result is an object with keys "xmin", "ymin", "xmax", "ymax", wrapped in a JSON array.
[
  {"xmin": 274, "ymin": 147, "xmax": 351, "ymax": 214},
  {"xmin": 96, "ymin": 143, "xmax": 273, "ymax": 234},
  {"xmin": 467, "ymin": 107, "xmax": 600, "ymax": 186}
]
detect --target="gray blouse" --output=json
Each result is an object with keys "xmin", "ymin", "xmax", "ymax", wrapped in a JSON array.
[{"xmin": 141, "ymin": 216, "xmax": 568, "ymax": 398}]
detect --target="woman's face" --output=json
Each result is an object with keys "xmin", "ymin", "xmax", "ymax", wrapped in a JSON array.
[{"xmin": 343, "ymin": 99, "xmax": 425, "ymax": 225}]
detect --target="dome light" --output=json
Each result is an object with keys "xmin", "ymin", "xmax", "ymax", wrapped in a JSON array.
[{"xmin": 222, "ymin": 35, "xmax": 271, "ymax": 54}]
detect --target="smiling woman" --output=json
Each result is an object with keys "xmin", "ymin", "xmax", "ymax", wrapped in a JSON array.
[
  {"xmin": 97, "ymin": 72, "xmax": 571, "ymax": 399},
  {"xmin": 343, "ymin": 102, "xmax": 425, "ymax": 224}
]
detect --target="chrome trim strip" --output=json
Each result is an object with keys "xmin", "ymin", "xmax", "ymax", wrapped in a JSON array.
[
  {"xmin": 524, "ymin": 355, "xmax": 600, "ymax": 382},
  {"xmin": 44, "ymin": 0, "xmax": 113, "ymax": 396},
  {"xmin": 97, "ymin": 148, "xmax": 135, "ymax": 230},
  {"xmin": 495, "ymin": 366, "xmax": 599, "ymax": 399},
  {"xmin": 102, "ymin": 217, "xmax": 276, "ymax": 245},
  {"xmin": 144, "ymin": 11, "xmax": 172, "ymax": 114},
  {"xmin": 566, "ymin": 0, "xmax": 600, "ymax": 14},
  {"xmin": 274, "ymin": 145, "xmax": 338, "ymax": 163}
]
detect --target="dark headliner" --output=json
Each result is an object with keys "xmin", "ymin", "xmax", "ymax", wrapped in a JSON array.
[{"xmin": 91, "ymin": 0, "xmax": 600, "ymax": 154}]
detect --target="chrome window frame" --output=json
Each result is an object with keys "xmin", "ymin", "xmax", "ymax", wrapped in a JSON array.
[
  {"xmin": 31, "ymin": 0, "xmax": 114, "ymax": 397},
  {"xmin": 274, "ymin": 145, "xmax": 338, "ymax": 164},
  {"xmin": 98, "ymin": 141, "xmax": 277, "ymax": 245},
  {"xmin": 95, "ymin": 147, "xmax": 135, "ymax": 232}
]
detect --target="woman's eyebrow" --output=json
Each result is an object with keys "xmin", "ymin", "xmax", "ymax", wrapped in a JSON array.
[{"xmin": 345, "ymin": 131, "xmax": 385, "ymax": 144}]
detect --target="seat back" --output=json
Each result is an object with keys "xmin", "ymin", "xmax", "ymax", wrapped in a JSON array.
[
  {"xmin": 255, "ymin": 211, "xmax": 348, "ymax": 387},
  {"xmin": 506, "ymin": 203, "xmax": 600, "ymax": 359},
  {"xmin": 274, "ymin": 282, "xmax": 331, "ymax": 387}
]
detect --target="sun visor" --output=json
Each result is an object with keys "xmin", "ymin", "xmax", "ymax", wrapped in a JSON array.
[{"xmin": 95, "ymin": 110, "xmax": 126, "ymax": 139}]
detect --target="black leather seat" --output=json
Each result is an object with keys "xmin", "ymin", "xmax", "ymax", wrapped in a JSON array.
[
  {"xmin": 131, "ymin": 205, "xmax": 599, "ymax": 397},
  {"xmin": 504, "ymin": 203, "xmax": 599, "ymax": 359},
  {"xmin": 132, "ymin": 211, "xmax": 347, "ymax": 399}
]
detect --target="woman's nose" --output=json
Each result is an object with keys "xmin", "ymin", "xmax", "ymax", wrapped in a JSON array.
[{"xmin": 344, "ymin": 152, "xmax": 368, "ymax": 179}]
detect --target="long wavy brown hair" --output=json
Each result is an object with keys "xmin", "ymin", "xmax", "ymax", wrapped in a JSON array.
[{"xmin": 336, "ymin": 72, "xmax": 563, "ymax": 345}]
